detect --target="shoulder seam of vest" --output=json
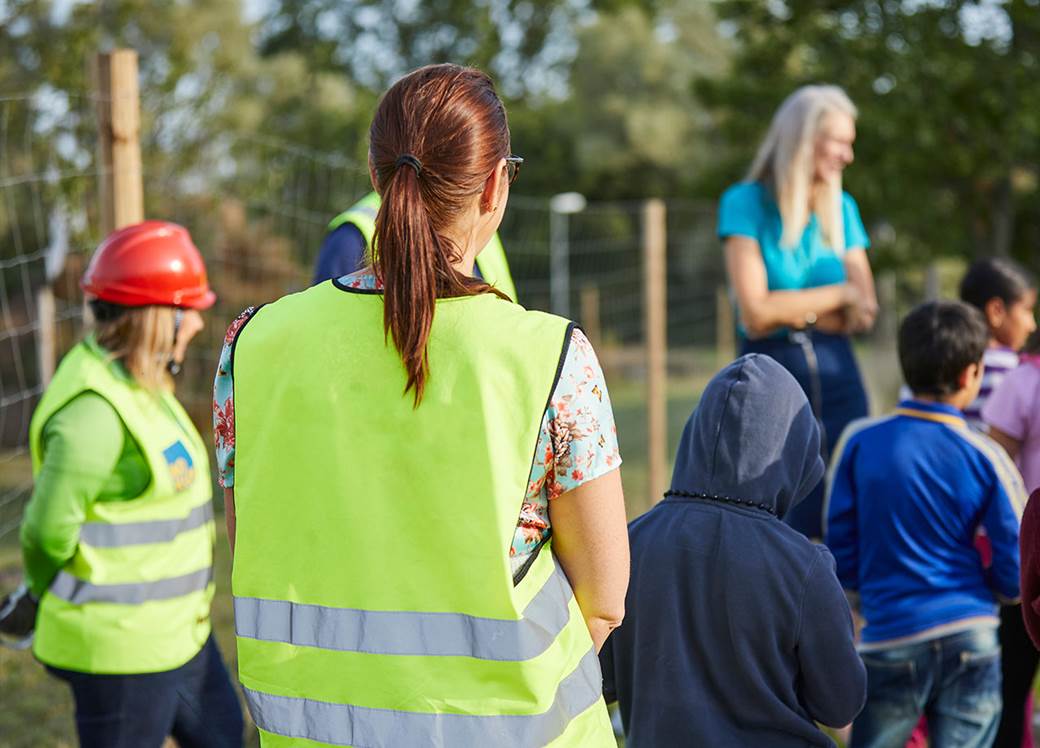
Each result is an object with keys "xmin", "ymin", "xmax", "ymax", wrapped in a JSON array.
[
  {"xmin": 514, "ymin": 321, "xmax": 576, "ymax": 587},
  {"xmin": 228, "ymin": 304, "xmax": 267, "ymax": 377}
]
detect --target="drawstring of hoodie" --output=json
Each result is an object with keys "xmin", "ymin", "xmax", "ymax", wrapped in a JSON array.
[{"xmin": 664, "ymin": 489, "xmax": 777, "ymax": 517}]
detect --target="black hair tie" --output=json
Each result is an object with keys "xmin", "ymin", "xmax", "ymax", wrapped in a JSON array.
[{"xmin": 395, "ymin": 154, "xmax": 423, "ymax": 176}]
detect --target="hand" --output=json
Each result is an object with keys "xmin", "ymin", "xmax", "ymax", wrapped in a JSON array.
[
  {"xmin": 840, "ymin": 284, "xmax": 877, "ymax": 334},
  {"xmin": 845, "ymin": 296, "xmax": 878, "ymax": 334},
  {"xmin": 0, "ymin": 584, "xmax": 38, "ymax": 643}
]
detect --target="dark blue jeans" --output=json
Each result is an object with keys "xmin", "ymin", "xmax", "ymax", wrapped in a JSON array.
[
  {"xmin": 741, "ymin": 331, "xmax": 869, "ymax": 539},
  {"xmin": 47, "ymin": 634, "xmax": 244, "ymax": 748},
  {"xmin": 851, "ymin": 626, "xmax": 1002, "ymax": 748}
]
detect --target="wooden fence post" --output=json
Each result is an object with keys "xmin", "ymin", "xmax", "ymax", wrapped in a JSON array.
[
  {"xmin": 35, "ymin": 288, "xmax": 56, "ymax": 387},
  {"xmin": 924, "ymin": 261, "xmax": 941, "ymax": 301},
  {"xmin": 579, "ymin": 285, "xmax": 602, "ymax": 351},
  {"xmin": 715, "ymin": 285, "xmax": 735, "ymax": 369},
  {"xmin": 93, "ymin": 49, "xmax": 143, "ymax": 234},
  {"xmin": 643, "ymin": 199, "xmax": 667, "ymax": 509}
]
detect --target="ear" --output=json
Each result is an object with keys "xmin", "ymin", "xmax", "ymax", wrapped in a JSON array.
[
  {"xmin": 957, "ymin": 361, "xmax": 982, "ymax": 390},
  {"xmin": 480, "ymin": 158, "xmax": 506, "ymax": 214},
  {"xmin": 984, "ymin": 297, "xmax": 1006, "ymax": 329}
]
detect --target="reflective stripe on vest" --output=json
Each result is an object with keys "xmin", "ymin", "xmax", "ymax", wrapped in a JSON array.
[
  {"xmin": 244, "ymin": 648, "xmax": 602, "ymax": 747},
  {"xmin": 348, "ymin": 202, "xmax": 377, "ymax": 221},
  {"xmin": 79, "ymin": 500, "xmax": 213, "ymax": 547},
  {"xmin": 49, "ymin": 566, "xmax": 214, "ymax": 606},
  {"xmin": 235, "ymin": 561, "xmax": 571, "ymax": 661}
]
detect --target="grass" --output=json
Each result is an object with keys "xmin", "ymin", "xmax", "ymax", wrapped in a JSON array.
[{"xmin": 0, "ymin": 524, "xmax": 260, "ymax": 748}]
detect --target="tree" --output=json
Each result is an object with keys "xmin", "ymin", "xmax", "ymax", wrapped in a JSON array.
[
  {"xmin": 700, "ymin": 0, "xmax": 1040, "ymax": 269},
  {"xmin": 257, "ymin": 0, "xmax": 593, "ymax": 98},
  {"xmin": 558, "ymin": 0, "xmax": 728, "ymax": 198}
]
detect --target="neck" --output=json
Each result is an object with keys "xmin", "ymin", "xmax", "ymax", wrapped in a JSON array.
[
  {"xmin": 441, "ymin": 225, "xmax": 483, "ymax": 278},
  {"xmin": 452, "ymin": 251, "xmax": 477, "ymax": 276},
  {"xmin": 908, "ymin": 392, "xmax": 970, "ymax": 411}
]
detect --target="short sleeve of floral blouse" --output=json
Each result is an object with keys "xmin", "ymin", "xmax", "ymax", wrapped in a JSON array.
[{"xmin": 213, "ymin": 281, "xmax": 620, "ymax": 573}]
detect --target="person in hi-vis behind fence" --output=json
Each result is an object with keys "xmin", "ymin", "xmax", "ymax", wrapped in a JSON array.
[
  {"xmin": 0, "ymin": 221, "xmax": 243, "ymax": 748},
  {"xmin": 315, "ymin": 190, "xmax": 518, "ymax": 301}
]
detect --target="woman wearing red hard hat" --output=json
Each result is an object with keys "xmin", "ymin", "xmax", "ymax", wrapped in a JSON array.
[{"xmin": 0, "ymin": 221, "xmax": 243, "ymax": 747}]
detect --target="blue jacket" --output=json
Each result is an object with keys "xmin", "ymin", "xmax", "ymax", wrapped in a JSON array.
[
  {"xmin": 313, "ymin": 223, "xmax": 367, "ymax": 285},
  {"xmin": 601, "ymin": 354, "xmax": 866, "ymax": 747},
  {"xmin": 825, "ymin": 401, "xmax": 1026, "ymax": 647}
]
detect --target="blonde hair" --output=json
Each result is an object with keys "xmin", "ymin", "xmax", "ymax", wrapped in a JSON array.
[
  {"xmin": 93, "ymin": 305, "xmax": 176, "ymax": 392},
  {"xmin": 746, "ymin": 85, "xmax": 857, "ymax": 252}
]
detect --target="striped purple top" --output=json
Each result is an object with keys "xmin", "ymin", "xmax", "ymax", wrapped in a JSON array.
[{"xmin": 964, "ymin": 346, "xmax": 1020, "ymax": 429}]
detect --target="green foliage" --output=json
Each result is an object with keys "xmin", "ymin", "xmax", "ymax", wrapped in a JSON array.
[
  {"xmin": 700, "ymin": 0, "xmax": 1040, "ymax": 270},
  {"xmin": 257, "ymin": 0, "xmax": 593, "ymax": 98},
  {"xmin": 556, "ymin": 1, "xmax": 728, "ymax": 198}
]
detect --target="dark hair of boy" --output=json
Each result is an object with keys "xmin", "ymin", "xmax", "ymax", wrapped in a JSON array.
[
  {"xmin": 899, "ymin": 300, "xmax": 989, "ymax": 397},
  {"xmin": 960, "ymin": 257, "xmax": 1035, "ymax": 310}
]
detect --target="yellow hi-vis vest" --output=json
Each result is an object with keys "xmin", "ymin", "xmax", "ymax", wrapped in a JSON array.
[
  {"xmin": 29, "ymin": 338, "xmax": 215, "ymax": 674},
  {"xmin": 230, "ymin": 281, "xmax": 613, "ymax": 747},
  {"xmin": 328, "ymin": 191, "xmax": 519, "ymax": 302}
]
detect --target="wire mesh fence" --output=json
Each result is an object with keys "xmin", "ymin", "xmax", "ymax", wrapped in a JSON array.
[
  {"xmin": 0, "ymin": 78, "xmax": 941, "ymax": 543},
  {"xmin": 0, "ymin": 90, "xmax": 110, "ymax": 540}
]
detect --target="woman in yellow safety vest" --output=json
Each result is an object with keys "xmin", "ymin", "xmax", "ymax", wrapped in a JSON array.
[
  {"xmin": 217, "ymin": 63, "xmax": 629, "ymax": 747},
  {"xmin": 0, "ymin": 222, "xmax": 243, "ymax": 748}
]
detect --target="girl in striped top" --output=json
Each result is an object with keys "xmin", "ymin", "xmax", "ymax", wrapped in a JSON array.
[
  {"xmin": 960, "ymin": 257, "xmax": 1037, "ymax": 748},
  {"xmin": 959, "ymin": 258, "xmax": 1037, "ymax": 430}
]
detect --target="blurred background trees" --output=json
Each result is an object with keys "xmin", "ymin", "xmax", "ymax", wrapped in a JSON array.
[{"xmin": 3, "ymin": 0, "xmax": 1039, "ymax": 270}]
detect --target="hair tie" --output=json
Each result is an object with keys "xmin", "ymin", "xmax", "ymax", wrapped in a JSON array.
[{"xmin": 395, "ymin": 154, "xmax": 423, "ymax": 176}]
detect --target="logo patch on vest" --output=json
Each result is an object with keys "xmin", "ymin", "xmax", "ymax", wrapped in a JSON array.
[{"xmin": 163, "ymin": 441, "xmax": 196, "ymax": 491}]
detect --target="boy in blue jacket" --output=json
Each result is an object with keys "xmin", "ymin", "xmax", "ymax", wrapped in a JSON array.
[
  {"xmin": 601, "ymin": 354, "xmax": 866, "ymax": 747},
  {"xmin": 826, "ymin": 300, "xmax": 1027, "ymax": 748}
]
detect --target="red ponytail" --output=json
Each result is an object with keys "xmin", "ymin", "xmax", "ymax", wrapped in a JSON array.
[{"xmin": 369, "ymin": 64, "xmax": 510, "ymax": 405}]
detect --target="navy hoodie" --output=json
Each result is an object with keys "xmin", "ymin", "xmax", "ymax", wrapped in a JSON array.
[{"xmin": 601, "ymin": 354, "xmax": 866, "ymax": 747}]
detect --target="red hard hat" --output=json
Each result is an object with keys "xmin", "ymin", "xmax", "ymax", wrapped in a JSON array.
[{"xmin": 80, "ymin": 221, "xmax": 216, "ymax": 310}]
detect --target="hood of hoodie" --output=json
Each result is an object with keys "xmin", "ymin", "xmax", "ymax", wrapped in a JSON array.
[{"xmin": 669, "ymin": 353, "xmax": 824, "ymax": 518}]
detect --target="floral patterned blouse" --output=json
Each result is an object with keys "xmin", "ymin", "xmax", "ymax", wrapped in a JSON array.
[{"xmin": 213, "ymin": 269, "xmax": 621, "ymax": 578}]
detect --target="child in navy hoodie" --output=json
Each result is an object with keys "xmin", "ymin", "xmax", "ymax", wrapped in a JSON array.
[{"xmin": 601, "ymin": 354, "xmax": 865, "ymax": 747}]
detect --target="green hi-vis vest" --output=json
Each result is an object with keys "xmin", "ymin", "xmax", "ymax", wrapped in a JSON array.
[
  {"xmin": 231, "ymin": 281, "xmax": 614, "ymax": 747},
  {"xmin": 329, "ymin": 191, "xmax": 519, "ymax": 302},
  {"xmin": 29, "ymin": 339, "xmax": 215, "ymax": 674}
]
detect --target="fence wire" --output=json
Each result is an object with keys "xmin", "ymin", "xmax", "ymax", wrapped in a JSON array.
[{"xmin": 1, "ymin": 85, "xmax": 928, "ymax": 541}]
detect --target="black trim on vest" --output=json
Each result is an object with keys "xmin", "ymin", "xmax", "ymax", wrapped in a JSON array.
[
  {"xmin": 513, "ymin": 321, "xmax": 578, "ymax": 587},
  {"xmin": 332, "ymin": 274, "xmax": 492, "ymax": 295},
  {"xmin": 228, "ymin": 303, "xmax": 266, "ymax": 378},
  {"xmin": 332, "ymin": 276, "xmax": 383, "ymax": 295}
]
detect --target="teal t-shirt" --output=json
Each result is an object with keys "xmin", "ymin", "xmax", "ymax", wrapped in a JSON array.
[{"xmin": 717, "ymin": 181, "xmax": 869, "ymax": 291}]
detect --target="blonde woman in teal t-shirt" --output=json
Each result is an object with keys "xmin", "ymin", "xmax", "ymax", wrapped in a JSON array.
[{"xmin": 719, "ymin": 85, "xmax": 878, "ymax": 540}]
